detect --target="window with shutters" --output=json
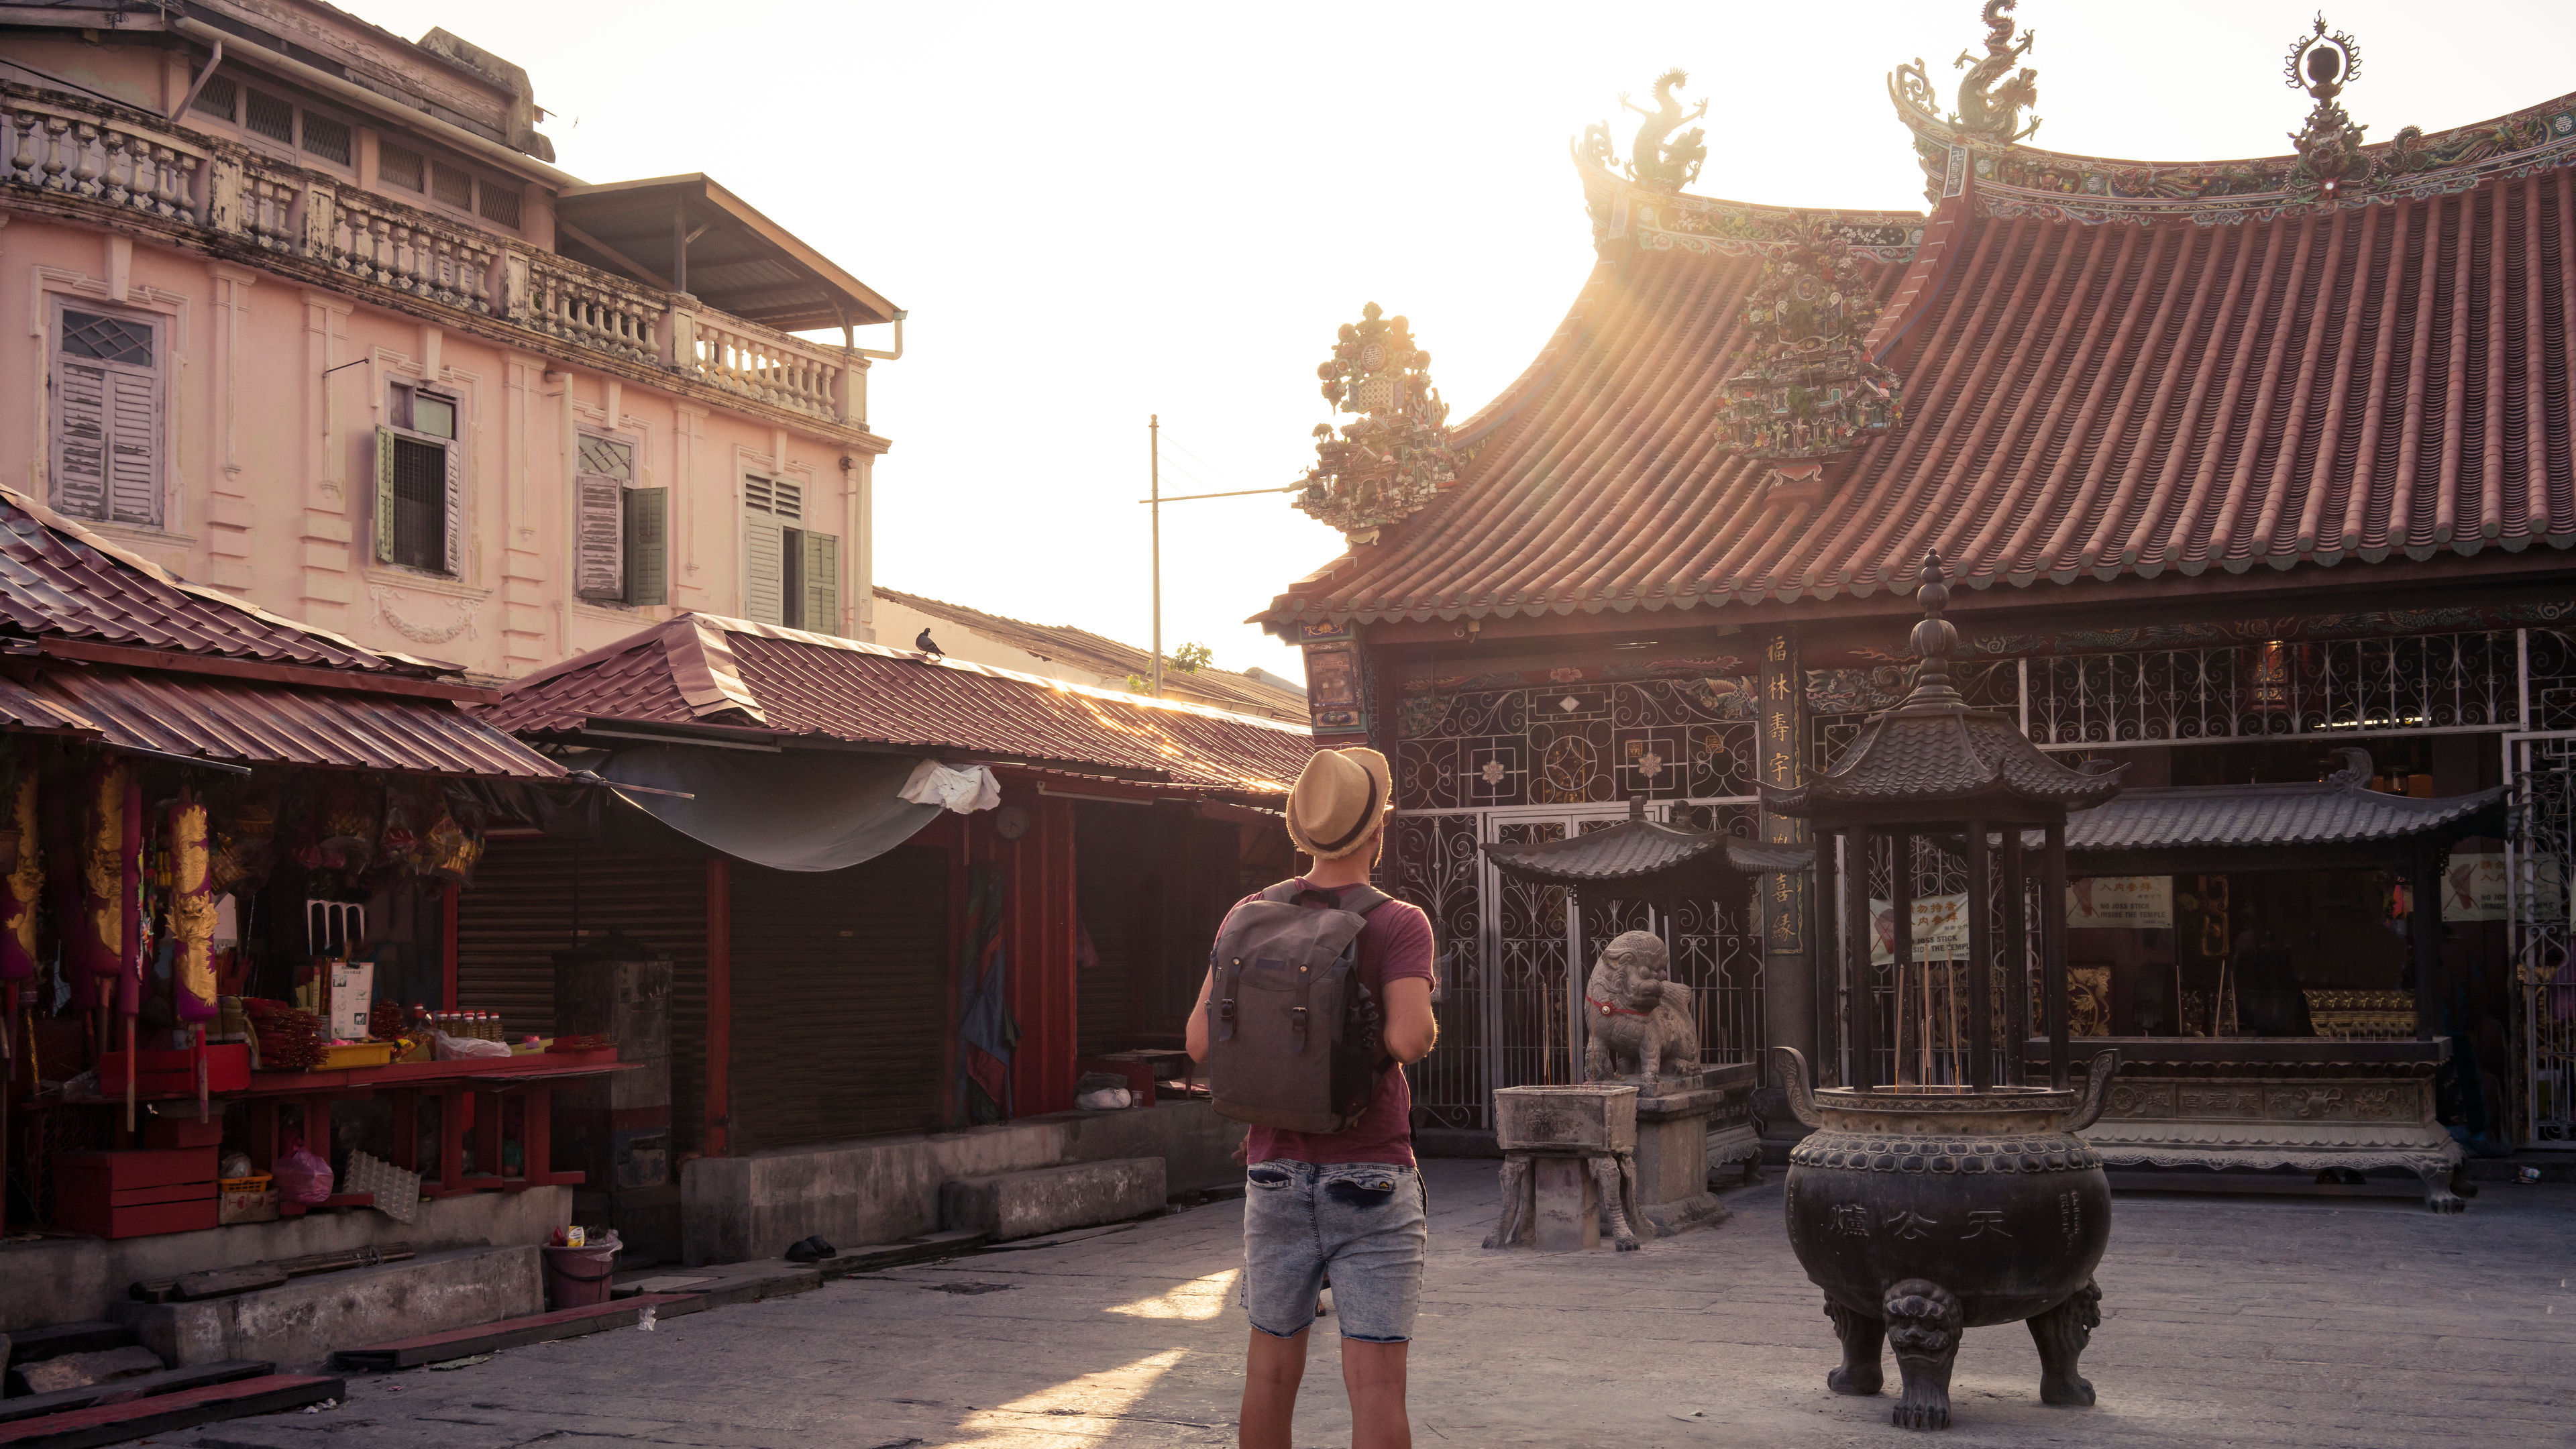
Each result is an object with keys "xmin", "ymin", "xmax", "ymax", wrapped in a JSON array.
[
  {"xmin": 49, "ymin": 304, "xmax": 163, "ymax": 527},
  {"xmin": 574, "ymin": 433, "xmax": 664, "ymax": 607},
  {"xmin": 741, "ymin": 476, "xmax": 839, "ymax": 634},
  {"xmin": 232, "ymin": 88, "xmax": 354, "ymax": 171},
  {"xmin": 375, "ymin": 382, "xmax": 464, "ymax": 576}
]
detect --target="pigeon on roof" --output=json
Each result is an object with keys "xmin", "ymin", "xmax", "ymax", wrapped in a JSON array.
[{"xmin": 915, "ymin": 628, "xmax": 943, "ymax": 655}]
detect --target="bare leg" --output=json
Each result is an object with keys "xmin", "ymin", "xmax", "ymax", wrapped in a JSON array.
[
  {"xmin": 1342, "ymin": 1338, "xmax": 1411, "ymax": 1449},
  {"xmin": 1824, "ymin": 1299, "xmax": 1885, "ymax": 1395},
  {"xmin": 1884, "ymin": 1279, "xmax": 1962, "ymax": 1430},
  {"xmin": 2028, "ymin": 1278, "xmax": 2101, "ymax": 1407},
  {"xmin": 1241, "ymin": 1326, "xmax": 1309, "ymax": 1449}
]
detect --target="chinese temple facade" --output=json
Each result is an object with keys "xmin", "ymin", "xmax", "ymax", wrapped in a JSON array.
[{"xmin": 1260, "ymin": 10, "xmax": 2576, "ymax": 1156}]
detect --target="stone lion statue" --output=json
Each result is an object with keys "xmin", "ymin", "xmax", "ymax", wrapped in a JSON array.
[{"xmin": 1582, "ymin": 930, "xmax": 1699, "ymax": 1091}]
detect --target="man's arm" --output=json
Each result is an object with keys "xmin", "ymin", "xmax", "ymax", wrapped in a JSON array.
[
  {"xmin": 1381, "ymin": 976, "xmax": 1436, "ymax": 1065},
  {"xmin": 1184, "ymin": 967, "xmax": 1215, "ymax": 1063}
]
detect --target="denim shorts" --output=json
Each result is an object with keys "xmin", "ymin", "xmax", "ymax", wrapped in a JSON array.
[{"xmin": 1241, "ymin": 1160, "xmax": 1428, "ymax": 1343}]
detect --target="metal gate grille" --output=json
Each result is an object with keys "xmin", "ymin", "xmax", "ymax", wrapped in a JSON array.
[
  {"xmin": 2511, "ymin": 733, "xmax": 2576, "ymax": 1147},
  {"xmin": 1391, "ymin": 799, "xmax": 1762, "ymax": 1130}
]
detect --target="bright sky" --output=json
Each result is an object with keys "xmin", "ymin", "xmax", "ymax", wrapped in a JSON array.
[{"xmin": 357, "ymin": 1, "xmax": 2576, "ymax": 687}]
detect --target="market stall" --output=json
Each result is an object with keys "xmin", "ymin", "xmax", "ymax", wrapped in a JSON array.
[{"xmin": 0, "ymin": 490, "xmax": 580, "ymax": 1279}]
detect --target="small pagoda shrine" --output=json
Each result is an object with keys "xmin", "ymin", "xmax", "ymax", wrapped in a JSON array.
[{"xmin": 1761, "ymin": 551, "xmax": 2125, "ymax": 1431}]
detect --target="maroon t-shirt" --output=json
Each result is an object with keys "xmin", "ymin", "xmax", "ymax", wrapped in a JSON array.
[{"xmin": 1235, "ymin": 879, "xmax": 1437, "ymax": 1169}]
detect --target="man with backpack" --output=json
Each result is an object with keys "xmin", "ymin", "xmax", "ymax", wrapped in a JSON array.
[{"xmin": 1187, "ymin": 746, "xmax": 1438, "ymax": 1449}]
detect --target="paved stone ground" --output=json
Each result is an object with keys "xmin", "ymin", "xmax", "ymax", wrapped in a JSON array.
[{"xmin": 160, "ymin": 1164, "xmax": 2575, "ymax": 1449}]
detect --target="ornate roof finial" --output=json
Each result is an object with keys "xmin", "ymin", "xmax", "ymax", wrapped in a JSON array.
[
  {"xmin": 1953, "ymin": 0, "xmax": 2040, "ymax": 144},
  {"xmin": 1619, "ymin": 68, "xmax": 1709, "ymax": 193},
  {"xmin": 1294, "ymin": 303, "xmax": 1456, "ymax": 545},
  {"xmin": 2286, "ymin": 14, "xmax": 2370, "ymax": 198},
  {"xmin": 1904, "ymin": 549, "xmax": 1963, "ymax": 706},
  {"xmin": 1713, "ymin": 214, "xmax": 1904, "ymax": 470}
]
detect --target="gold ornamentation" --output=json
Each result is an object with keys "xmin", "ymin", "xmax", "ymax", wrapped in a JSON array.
[{"xmin": 1953, "ymin": 0, "xmax": 2041, "ymax": 144}]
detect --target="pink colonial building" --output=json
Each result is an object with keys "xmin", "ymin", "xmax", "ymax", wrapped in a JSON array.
[{"xmin": 0, "ymin": 1, "xmax": 899, "ymax": 676}]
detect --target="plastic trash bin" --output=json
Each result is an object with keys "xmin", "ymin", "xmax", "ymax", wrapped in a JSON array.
[{"xmin": 541, "ymin": 1231, "xmax": 623, "ymax": 1309}]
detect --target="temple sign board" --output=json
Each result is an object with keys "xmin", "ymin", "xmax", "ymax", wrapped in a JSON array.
[{"xmin": 2064, "ymin": 876, "xmax": 2172, "ymax": 930}]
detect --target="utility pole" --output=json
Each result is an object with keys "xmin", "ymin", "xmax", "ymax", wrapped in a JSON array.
[
  {"xmin": 1135, "ymin": 419, "xmax": 1305, "ymax": 702},
  {"xmin": 1149, "ymin": 415, "xmax": 1161, "ymax": 699}
]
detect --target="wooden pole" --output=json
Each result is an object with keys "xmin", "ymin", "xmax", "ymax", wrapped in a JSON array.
[
  {"xmin": 1966, "ymin": 820, "xmax": 1992, "ymax": 1089},
  {"xmin": 1812, "ymin": 826, "xmax": 1839, "ymax": 1083},
  {"xmin": 704, "ymin": 857, "xmax": 732, "ymax": 1157},
  {"xmin": 2409, "ymin": 845, "xmax": 2442, "ymax": 1043},
  {"xmin": 1846, "ymin": 825, "xmax": 1876, "ymax": 1090},
  {"xmin": 1890, "ymin": 830, "xmax": 1913, "ymax": 1087},
  {"xmin": 1148, "ymin": 415, "xmax": 1162, "ymax": 700},
  {"xmin": 2042, "ymin": 821, "xmax": 2070, "ymax": 1090},
  {"xmin": 2002, "ymin": 826, "xmax": 2027, "ymax": 1086}
]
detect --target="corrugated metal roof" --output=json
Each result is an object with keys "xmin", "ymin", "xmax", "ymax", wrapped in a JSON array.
[
  {"xmin": 22, "ymin": 663, "xmax": 564, "ymax": 778},
  {"xmin": 0, "ymin": 488, "xmax": 445, "ymax": 674},
  {"xmin": 488, "ymin": 614, "xmax": 1313, "ymax": 800},
  {"xmin": 875, "ymin": 586, "xmax": 1307, "ymax": 720},
  {"xmin": 1260, "ymin": 97, "xmax": 2576, "ymax": 631}
]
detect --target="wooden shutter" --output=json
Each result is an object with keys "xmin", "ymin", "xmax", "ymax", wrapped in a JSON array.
[
  {"xmin": 624, "ymin": 487, "xmax": 668, "ymax": 605},
  {"xmin": 373, "ymin": 425, "xmax": 398, "ymax": 562},
  {"xmin": 50, "ymin": 358, "xmax": 109, "ymax": 520},
  {"xmin": 802, "ymin": 531, "xmax": 839, "ymax": 637},
  {"xmin": 575, "ymin": 473, "xmax": 624, "ymax": 600},
  {"xmin": 742, "ymin": 505, "xmax": 784, "ymax": 625},
  {"xmin": 442, "ymin": 433, "xmax": 464, "ymax": 576},
  {"xmin": 105, "ymin": 368, "xmax": 159, "ymax": 525}
]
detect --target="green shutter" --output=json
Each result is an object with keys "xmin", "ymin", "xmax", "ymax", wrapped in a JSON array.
[
  {"xmin": 802, "ymin": 531, "xmax": 839, "ymax": 637},
  {"xmin": 624, "ymin": 487, "xmax": 667, "ymax": 605},
  {"xmin": 374, "ymin": 425, "xmax": 397, "ymax": 562},
  {"xmin": 741, "ymin": 506, "xmax": 784, "ymax": 625}
]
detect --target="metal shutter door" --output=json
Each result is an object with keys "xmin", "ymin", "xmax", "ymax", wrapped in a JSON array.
[
  {"xmin": 453, "ymin": 839, "xmax": 711, "ymax": 1155},
  {"xmin": 728, "ymin": 847, "xmax": 951, "ymax": 1152},
  {"xmin": 1075, "ymin": 803, "xmax": 1139, "ymax": 1054}
]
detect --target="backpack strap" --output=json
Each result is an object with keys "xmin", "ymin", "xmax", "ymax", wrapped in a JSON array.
[{"xmin": 1336, "ymin": 885, "xmax": 1394, "ymax": 916}]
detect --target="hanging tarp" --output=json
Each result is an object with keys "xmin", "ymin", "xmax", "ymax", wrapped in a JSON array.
[{"xmin": 592, "ymin": 745, "xmax": 944, "ymax": 873}]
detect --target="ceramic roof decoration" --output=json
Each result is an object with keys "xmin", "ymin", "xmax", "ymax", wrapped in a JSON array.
[
  {"xmin": 1480, "ymin": 795, "xmax": 1813, "ymax": 894},
  {"xmin": 1293, "ymin": 303, "xmax": 1457, "ymax": 545},
  {"xmin": 1258, "ymin": 10, "xmax": 2576, "ymax": 636},
  {"xmin": 1760, "ymin": 551, "xmax": 2124, "ymax": 826},
  {"xmin": 486, "ymin": 612, "xmax": 1313, "ymax": 803}
]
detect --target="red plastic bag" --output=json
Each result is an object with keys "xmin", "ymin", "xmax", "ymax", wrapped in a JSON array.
[{"xmin": 274, "ymin": 1134, "xmax": 333, "ymax": 1205}]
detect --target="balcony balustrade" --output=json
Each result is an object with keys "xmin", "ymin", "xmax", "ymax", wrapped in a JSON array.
[{"xmin": 0, "ymin": 83, "xmax": 858, "ymax": 432}]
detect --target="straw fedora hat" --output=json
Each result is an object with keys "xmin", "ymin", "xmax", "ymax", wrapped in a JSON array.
[{"xmin": 1286, "ymin": 747, "xmax": 1393, "ymax": 861}]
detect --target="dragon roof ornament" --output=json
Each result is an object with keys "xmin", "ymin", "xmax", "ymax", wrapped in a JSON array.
[
  {"xmin": 1293, "ymin": 303, "xmax": 1456, "ymax": 546},
  {"xmin": 1953, "ymin": 0, "xmax": 2040, "ymax": 144}
]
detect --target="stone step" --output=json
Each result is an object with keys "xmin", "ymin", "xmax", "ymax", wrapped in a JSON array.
[
  {"xmin": 109, "ymin": 1246, "xmax": 541, "ymax": 1371},
  {"xmin": 0, "ymin": 1324, "xmax": 133, "ymax": 1368},
  {"xmin": 0, "ymin": 1373, "xmax": 338, "ymax": 1448},
  {"xmin": 0, "ymin": 1360, "xmax": 272, "ymax": 1425},
  {"xmin": 333, "ymin": 1294, "xmax": 704, "ymax": 1370},
  {"xmin": 939, "ymin": 1158, "xmax": 1166, "ymax": 1243}
]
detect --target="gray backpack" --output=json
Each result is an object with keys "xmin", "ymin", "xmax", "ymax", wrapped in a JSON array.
[{"xmin": 1205, "ymin": 881, "xmax": 1391, "ymax": 1133}]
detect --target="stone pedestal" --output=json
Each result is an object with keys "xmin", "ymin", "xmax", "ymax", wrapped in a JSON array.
[
  {"xmin": 1531, "ymin": 1157, "xmax": 1599, "ymax": 1252},
  {"xmin": 1701, "ymin": 1061, "xmax": 1764, "ymax": 1182},
  {"xmin": 1629, "ymin": 1074, "xmax": 1732, "ymax": 1237}
]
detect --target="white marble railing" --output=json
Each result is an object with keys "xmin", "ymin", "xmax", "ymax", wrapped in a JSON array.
[
  {"xmin": 0, "ymin": 84, "xmax": 855, "ymax": 429},
  {"xmin": 688, "ymin": 314, "xmax": 845, "ymax": 421},
  {"xmin": 1, "ymin": 94, "xmax": 209, "ymax": 225}
]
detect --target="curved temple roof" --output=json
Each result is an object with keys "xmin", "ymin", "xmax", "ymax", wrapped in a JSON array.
[
  {"xmin": 1480, "ymin": 796, "xmax": 1811, "ymax": 894},
  {"xmin": 1262, "ymin": 69, "xmax": 2576, "ymax": 633}
]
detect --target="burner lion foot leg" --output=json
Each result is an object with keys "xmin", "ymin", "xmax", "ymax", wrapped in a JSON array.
[
  {"xmin": 2029, "ymin": 1277, "xmax": 2101, "ymax": 1407},
  {"xmin": 1824, "ymin": 1298, "xmax": 1884, "ymax": 1396},
  {"xmin": 1884, "ymin": 1279, "xmax": 1962, "ymax": 1430}
]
